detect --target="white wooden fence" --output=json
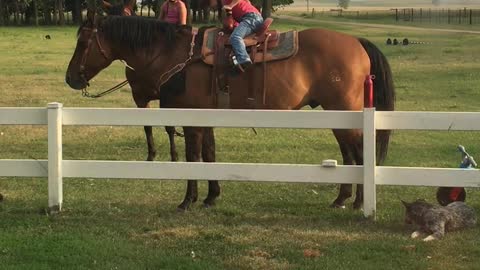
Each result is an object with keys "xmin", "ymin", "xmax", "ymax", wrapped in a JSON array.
[{"xmin": 1, "ymin": 102, "xmax": 480, "ymax": 218}]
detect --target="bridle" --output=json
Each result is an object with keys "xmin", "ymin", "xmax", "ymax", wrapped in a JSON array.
[
  {"xmin": 77, "ymin": 22, "xmax": 126, "ymax": 98},
  {"xmin": 79, "ymin": 25, "xmax": 110, "ymax": 80}
]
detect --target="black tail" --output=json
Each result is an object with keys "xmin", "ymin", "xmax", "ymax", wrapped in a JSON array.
[{"xmin": 358, "ymin": 38, "xmax": 396, "ymax": 165}]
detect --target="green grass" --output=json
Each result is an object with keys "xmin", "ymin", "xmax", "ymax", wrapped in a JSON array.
[{"xmin": 1, "ymin": 19, "xmax": 480, "ymax": 269}]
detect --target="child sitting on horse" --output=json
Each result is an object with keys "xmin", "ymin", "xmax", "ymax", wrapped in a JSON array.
[
  {"xmin": 159, "ymin": 0, "xmax": 188, "ymax": 25},
  {"xmin": 222, "ymin": 0, "xmax": 263, "ymax": 72}
]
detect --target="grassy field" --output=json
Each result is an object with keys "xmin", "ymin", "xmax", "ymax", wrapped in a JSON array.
[{"xmin": 1, "ymin": 17, "xmax": 480, "ymax": 269}]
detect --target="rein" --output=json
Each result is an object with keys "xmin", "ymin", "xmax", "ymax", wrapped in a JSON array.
[
  {"xmin": 82, "ymin": 79, "xmax": 129, "ymax": 98},
  {"xmin": 156, "ymin": 29, "xmax": 198, "ymax": 89}
]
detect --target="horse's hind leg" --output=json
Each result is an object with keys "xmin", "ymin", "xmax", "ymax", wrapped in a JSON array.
[
  {"xmin": 331, "ymin": 140, "xmax": 355, "ymax": 208},
  {"xmin": 177, "ymin": 127, "xmax": 203, "ymax": 211},
  {"xmin": 331, "ymin": 130, "xmax": 365, "ymax": 210},
  {"xmin": 201, "ymin": 127, "xmax": 220, "ymax": 208},
  {"xmin": 165, "ymin": 126, "xmax": 179, "ymax": 162},
  {"xmin": 351, "ymin": 140, "xmax": 364, "ymax": 210}
]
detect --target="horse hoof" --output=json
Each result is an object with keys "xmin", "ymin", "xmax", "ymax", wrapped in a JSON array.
[
  {"xmin": 176, "ymin": 207, "xmax": 187, "ymax": 213},
  {"xmin": 330, "ymin": 202, "xmax": 346, "ymax": 209},
  {"xmin": 353, "ymin": 202, "xmax": 363, "ymax": 210},
  {"xmin": 177, "ymin": 202, "xmax": 190, "ymax": 212},
  {"xmin": 203, "ymin": 201, "xmax": 215, "ymax": 209},
  {"xmin": 146, "ymin": 152, "xmax": 156, "ymax": 161}
]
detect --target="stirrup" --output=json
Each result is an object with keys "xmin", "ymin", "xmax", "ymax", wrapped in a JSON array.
[{"xmin": 236, "ymin": 63, "xmax": 246, "ymax": 73}]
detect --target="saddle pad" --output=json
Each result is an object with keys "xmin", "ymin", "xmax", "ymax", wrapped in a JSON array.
[{"xmin": 201, "ymin": 28, "xmax": 298, "ymax": 65}]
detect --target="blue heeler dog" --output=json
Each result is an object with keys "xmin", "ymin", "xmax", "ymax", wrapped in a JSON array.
[{"xmin": 402, "ymin": 199, "xmax": 477, "ymax": 241}]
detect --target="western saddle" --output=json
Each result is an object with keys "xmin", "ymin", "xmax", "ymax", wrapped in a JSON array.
[{"xmin": 200, "ymin": 17, "xmax": 298, "ymax": 108}]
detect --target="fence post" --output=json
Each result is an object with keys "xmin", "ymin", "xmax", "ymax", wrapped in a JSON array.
[
  {"xmin": 48, "ymin": 102, "xmax": 63, "ymax": 213},
  {"xmin": 363, "ymin": 107, "xmax": 376, "ymax": 219},
  {"xmin": 470, "ymin": 9, "xmax": 472, "ymax": 25}
]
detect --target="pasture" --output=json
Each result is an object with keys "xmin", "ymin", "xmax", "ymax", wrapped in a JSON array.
[{"xmin": 1, "ymin": 17, "xmax": 480, "ymax": 269}]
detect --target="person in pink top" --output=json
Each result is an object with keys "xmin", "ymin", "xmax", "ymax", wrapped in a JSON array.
[
  {"xmin": 223, "ymin": 0, "xmax": 263, "ymax": 72},
  {"xmin": 159, "ymin": 0, "xmax": 187, "ymax": 25}
]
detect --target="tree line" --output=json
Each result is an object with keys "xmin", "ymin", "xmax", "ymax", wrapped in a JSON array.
[{"xmin": 0, "ymin": 0, "xmax": 293, "ymax": 26}]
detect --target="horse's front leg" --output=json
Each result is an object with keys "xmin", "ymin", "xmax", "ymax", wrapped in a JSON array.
[
  {"xmin": 143, "ymin": 125, "xmax": 156, "ymax": 161},
  {"xmin": 177, "ymin": 127, "xmax": 203, "ymax": 211},
  {"xmin": 134, "ymin": 100, "xmax": 157, "ymax": 161},
  {"xmin": 202, "ymin": 127, "xmax": 220, "ymax": 208}
]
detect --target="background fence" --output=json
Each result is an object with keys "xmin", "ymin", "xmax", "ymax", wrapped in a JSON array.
[
  {"xmin": 1, "ymin": 103, "xmax": 480, "ymax": 219},
  {"xmin": 311, "ymin": 8, "xmax": 480, "ymax": 25}
]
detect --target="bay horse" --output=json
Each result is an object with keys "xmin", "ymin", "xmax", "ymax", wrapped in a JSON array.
[{"xmin": 65, "ymin": 14, "xmax": 395, "ymax": 211}]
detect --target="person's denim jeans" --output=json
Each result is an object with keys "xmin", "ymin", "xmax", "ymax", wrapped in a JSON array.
[{"xmin": 229, "ymin": 12, "xmax": 264, "ymax": 65}]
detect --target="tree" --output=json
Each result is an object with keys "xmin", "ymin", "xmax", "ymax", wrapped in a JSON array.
[
  {"xmin": 32, "ymin": 0, "xmax": 39, "ymax": 25},
  {"xmin": 337, "ymin": 0, "xmax": 350, "ymax": 9},
  {"xmin": 0, "ymin": 0, "xmax": 4, "ymax": 25},
  {"xmin": 261, "ymin": 0, "xmax": 271, "ymax": 18},
  {"xmin": 65, "ymin": 0, "xmax": 84, "ymax": 24},
  {"xmin": 57, "ymin": 0, "xmax": 65, "ymax": 25},
  {"xmin": 250, "ymin": 0, "xmax": 293, "ymax": 14}
]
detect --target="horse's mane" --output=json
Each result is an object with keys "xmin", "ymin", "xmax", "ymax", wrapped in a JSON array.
[{"xmin": 99, "ymin": 16, "xmax": 182, "ymax": 50}]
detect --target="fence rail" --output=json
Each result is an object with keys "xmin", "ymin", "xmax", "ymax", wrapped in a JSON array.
[{"xmin": 1, "ymin": 103, "xmax": 480, "ymax": 218}]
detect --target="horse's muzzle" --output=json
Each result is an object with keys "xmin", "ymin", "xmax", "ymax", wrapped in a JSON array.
[{"xmin": 65, "ymin": 72, "xmax": 88, "ymax": 90}]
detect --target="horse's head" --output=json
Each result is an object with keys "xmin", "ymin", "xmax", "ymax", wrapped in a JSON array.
[{"xmin": 65, "ymin": 10, "xmax": 115, "ymax": 90}]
